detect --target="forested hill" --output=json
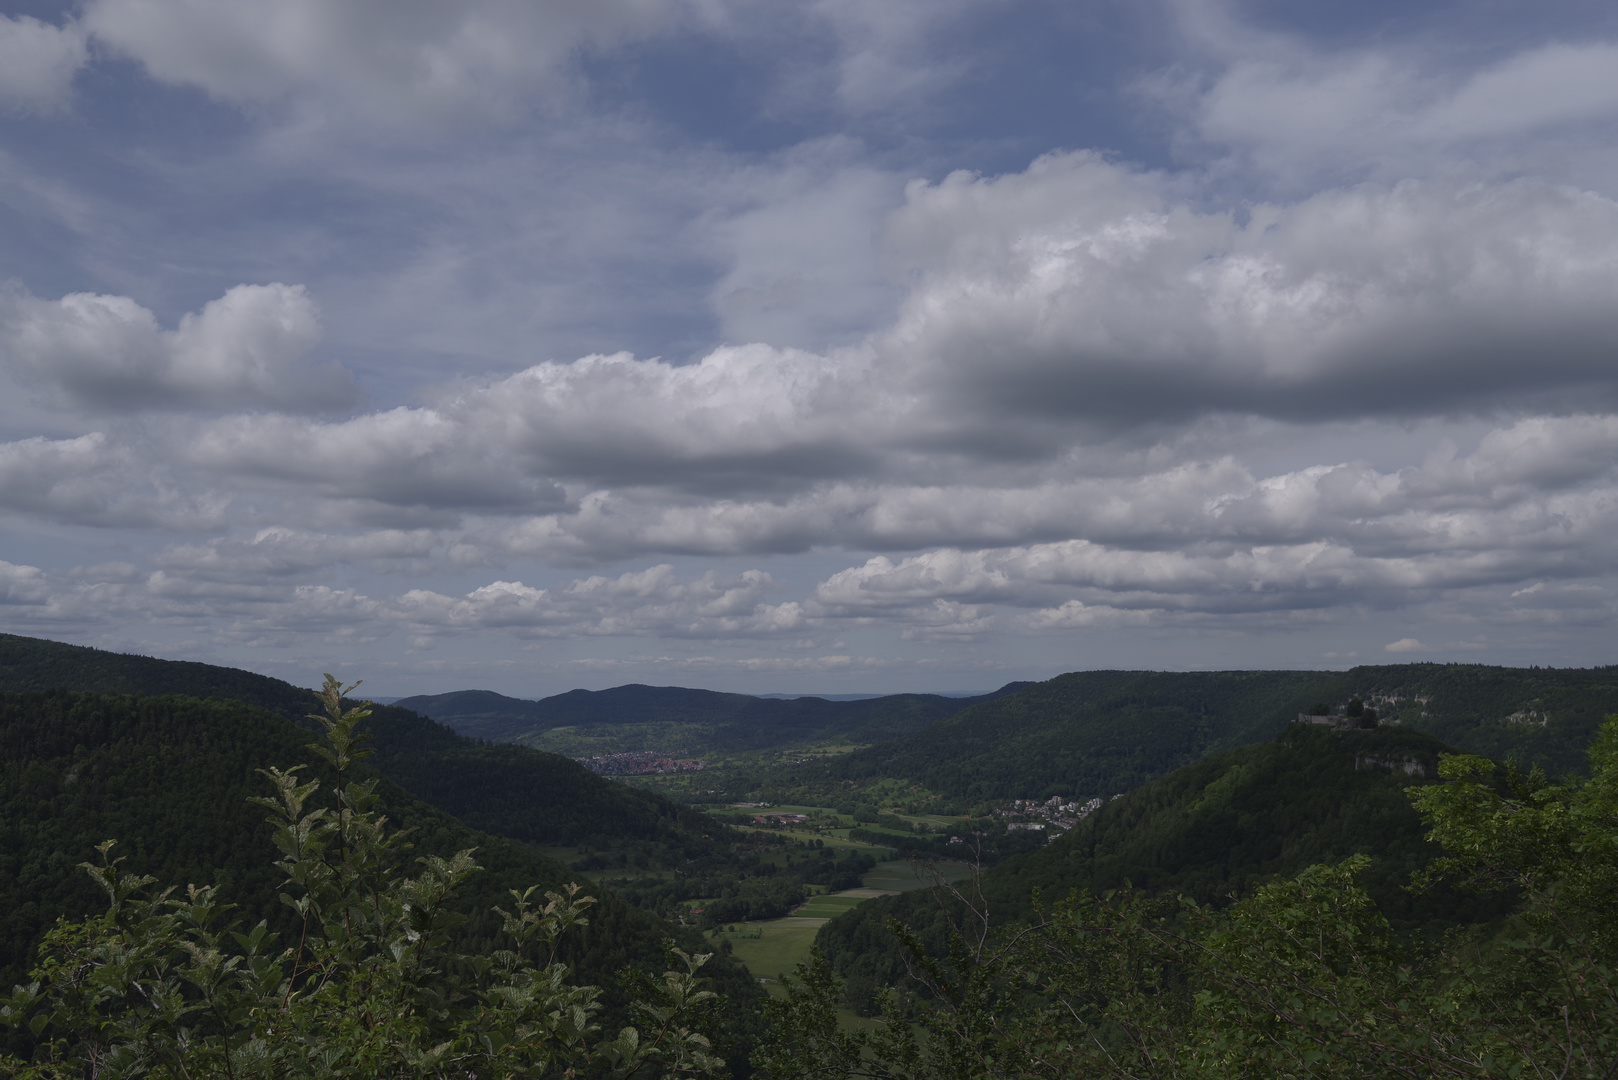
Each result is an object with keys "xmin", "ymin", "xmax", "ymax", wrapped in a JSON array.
[
  {"xmin": 0, "ymin": 633, "xmax": 724, "ymax": 855},
  {"xmin": 0, "ymin": 633, "xmax": 315, "ymax": 715},
  {"xmin": 815, "ymin": 722, "xmax": 1508, "ymax": 1014},
  {"xmin": 821, "ymin": 663, "xmax": 1618, "ymax": 804},
  {"xmin": 980, "ymin": 723, "xmax": 1479, "ymax": 924},
  {"xmin": 1337, "ymin": 662, "xmax": 1618, "ymax": 777},
  {"xmin": 823, "ymin": 670, "xmax": 1332, "ymax": 803},
  {"xmin": 395, "ymin": 682, "xmax": 1027, "ymax": 750},
  {"xmin": 357, "ymin": 701, "xmax": 722, "ymax": 853},
  {"xmin": 0, "ymin": 689, "xmax": 760, "ymax": 1018}
]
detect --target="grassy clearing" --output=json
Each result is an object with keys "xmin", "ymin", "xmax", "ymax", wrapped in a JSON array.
[
  {"xmin": 711, "ymin": 915, "xmax": 893, "ymax": 1033},
  {"xmin": 708, "ymin": 863, "xmax": 963, "ymax": 1033},
  {"xmin": 865, "ymin": 859, "xmax": 973, "ymax": 892},
  {"xmin": 793, "ymin": 893, "xmax": 872, "ymax": 919},
  {"xmin": 753, "ymin": 981, "xmax": 888, "ymax": 1032},
  {"xmin": 850, "ymin": 824, "xmax": 916, "ymax": 838},
  {"xmin": 715, "ymin": 867, "xmax": 965, "ymax": 982},
  {"xmin": 713, "ymin": 918, "xmax": 826, "ymax": 982},
  {"xmin": 885, "ymin": 811, "xmax": 968, "ymax": 827}
]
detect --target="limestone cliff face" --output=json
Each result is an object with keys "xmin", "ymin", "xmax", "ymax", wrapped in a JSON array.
[
  {"xmin": 1355, "ymin": 754, "xmax": 1427, "ymax": 777},
  {"xmin": 1297, "ymin": 712, "xmax": 1357, "ymax": 730}
]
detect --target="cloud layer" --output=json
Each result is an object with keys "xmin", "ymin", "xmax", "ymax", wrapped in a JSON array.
[
  {"xmin": 81, "ymin": 0, "xmax": 682, "ymax": 126},
  {"xmin": 0, "ymin": 15, "xmax": 87, "ymax": 114},
  {"xmin": 4, "ymin": 0, "xmax": 1618, "ymax": 688}
]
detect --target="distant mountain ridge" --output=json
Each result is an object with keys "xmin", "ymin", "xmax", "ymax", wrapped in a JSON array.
[
  {"xmin": 395, "ymin": 681, "xmax": 1033, "ymax": 752},
  {"xmin": 818, "ymin": 664, "xmax": 1618, "ymax": 804}
]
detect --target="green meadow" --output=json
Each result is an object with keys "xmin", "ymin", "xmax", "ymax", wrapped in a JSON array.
[
  {"xmin": 793, "ymin": 893, "xmax": 868, "ymax": 919},
  {"xmin": 712, "ymin": 859, "xmax": 973, "ymax": 995},
  {"xmin": 715, "ymin": 918, "xmax": 827, "ymax": 984},
  {"xmin": 864, "ymin": 859, "xmax": 973, "ymax": 892}
]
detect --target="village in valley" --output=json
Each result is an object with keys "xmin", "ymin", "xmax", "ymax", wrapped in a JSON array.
[
  {"xmin": 992, "ymin": 795, "xmax": 1111, "ymax": 835},
  {"xmin": 578, "ymin": 751, "xmax": 709, "ymax": 775}
]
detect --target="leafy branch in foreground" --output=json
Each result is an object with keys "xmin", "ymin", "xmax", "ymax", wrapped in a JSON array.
[
  {"xmin": 756, "ymin": 715, "xmax": 1618, "ymax": 1080},
  {"xmin": 1, "ymin": 675, "xmax": 726, "ymax": 1080}
]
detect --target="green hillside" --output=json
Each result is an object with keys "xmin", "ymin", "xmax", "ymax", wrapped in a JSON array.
[
  {"xmin": 817, "ymin": 664, "xmax": 1618, "ymax": 807},
  {"xmin": 981, "ymin": 723, "xmax": 1485, "ymax": 923},
  {"xmin": 0, "ymin": 689, "xmax": 761, "ymax": 1020},
  {"xmin": 822, "ymin": 669, "xmax": 1332, "ymax": 803},
  {"xmin": 360, "ymin": 702, "xmax": 726, "ymax": 852},
  {"xmin": 0, "ymin": 634, "xmax": 730, "ymax": 860},
  {"xmin": 1338, "ymin": 662, "xmax": 1618, "ymax": 776},
  {"xmin": 813, "ymin": 722, "xmax": 1512, "ymax": 1013},
  {"xmin": 0, "ymin": 633, "xmax": 317, "ymax": 713},
  {"xmin": 0, "ymin": 634, "xmax": 913, "ymax": 950}
]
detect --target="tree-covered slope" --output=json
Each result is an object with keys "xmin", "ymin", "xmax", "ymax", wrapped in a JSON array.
[
  {"xmin": 358, "ymin": 699, "xmax": 723, "ymax": 852},
  {"xmin": 824, "ymin": 669, "xmax": 1331, "ymax": 803},
  {"xmin": 392, "ymin": 688, "xmax": 552, "ymax": 739},
  {"xmin": 0, "ymin": 689, "xmax": 758, "ymax": 1015},
  {"xmin": 396, "ymin": 682, "xmax": 1026, "ymax": 751},
  {"xmin": 980, "ymin": 723, "xmax": 1480, "ymax": 923},
  {"xmin": 814, "ymin": 723, "xmax": 1505, "ymax": 1012},
  {"xmin": 1341, "ymin": 662, "xmax": 1618, "ymax": 778},
  {"xmin": 0, "ymin": 634, "xmax": 729, "ymax": 858},
  {"xmin": 0, "ymin": 633, "xmax": 316, "ymax": 714},
  {"xmin": 818, "ymin": 664, "xmax": 1618, "ymax": 806}
]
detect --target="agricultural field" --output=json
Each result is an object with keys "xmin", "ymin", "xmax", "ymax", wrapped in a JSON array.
[
  {"xmin": 714, "ymin": 918, "xmax": 827, "ymax": 986},
  {"xmin": 708, "ymin": 859, "xmax": 973, "ymax": 994},
  {"xmin": 864, "ymin": 859, "xmax": 973, "ymax": 892},
  {"xmin": 793, "ymin": 893, "xmax": 869, "ymax": 919}
]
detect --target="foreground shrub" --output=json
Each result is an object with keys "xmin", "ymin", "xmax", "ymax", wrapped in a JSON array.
[{"xmin": 2, "ymin": 677, "xmax": 725, "ymax": 1080}]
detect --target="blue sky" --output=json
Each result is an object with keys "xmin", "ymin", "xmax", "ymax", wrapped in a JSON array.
[{"xmin": 3, "ymin": 0, "xmax": 1618, "ymax": 696}]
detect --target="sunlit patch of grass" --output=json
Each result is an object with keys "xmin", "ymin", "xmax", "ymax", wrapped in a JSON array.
[{"xmin": 711, "ymin": 918, "xmax": 826, "ymax": 982}]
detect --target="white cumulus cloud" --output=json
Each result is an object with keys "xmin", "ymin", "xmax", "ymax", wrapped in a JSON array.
[
  {"xmin": 0, "ymin": 15, "xmax": 88, "ymax": 114},
  {"xmin": 881, "ymin": 158, "xmax": 1618, "ymax": 432},
  {"xmin": 0, "ymin": 283, "xmax": 354, "ymax": 413}
]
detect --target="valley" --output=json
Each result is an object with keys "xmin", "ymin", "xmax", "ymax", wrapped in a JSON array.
[{"xmin": 2, "ymin": 632, "xmax": 1615, "ymax": 1076}]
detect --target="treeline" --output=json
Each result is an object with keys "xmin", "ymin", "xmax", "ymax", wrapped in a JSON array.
[{"xmin": 689, "ymin": 850, "xmax": 881, "ymax": 927}]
